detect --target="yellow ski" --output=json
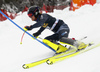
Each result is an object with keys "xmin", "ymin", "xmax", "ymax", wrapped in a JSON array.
[
  {"xmin": 22, "ymin": 48, "xmax": 76, "ymax": 69},
  {"xmin": 46, "ymin": 42, "xmax": 100, "ymax": 65},
  {"xmin": 22, "ymin": 42, "xmax": 99, "ymax": 69}
]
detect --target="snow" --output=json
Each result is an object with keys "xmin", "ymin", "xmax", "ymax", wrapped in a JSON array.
[{"xmin": 0, "ymin": 3, "xmax": 100, "ymax": 72}]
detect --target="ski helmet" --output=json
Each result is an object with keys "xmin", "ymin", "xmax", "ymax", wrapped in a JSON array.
[{"xmin": 27, "ymin": 6, "xmax": 40, "ymax": 18}]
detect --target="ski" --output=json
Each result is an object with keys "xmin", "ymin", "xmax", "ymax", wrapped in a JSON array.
[
  {"xmin": 22, "ymin": 42, "xmax": 95, "ymax": 69},
  {"xmin": 46, "ymin": 42, "xmax": 100, "ymax": 65},
  {"xmin": 22, "ymin": 36, "xmax": 93, "ymax": 69},
  {"xmin": 22, "ymin": 48, "xmax": 76, "ymax": 69}
]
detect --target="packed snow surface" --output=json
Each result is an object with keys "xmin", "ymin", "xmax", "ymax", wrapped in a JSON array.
[{"xmin": 0, "ymin": 4, "xmax": 100, "ymax": 72}]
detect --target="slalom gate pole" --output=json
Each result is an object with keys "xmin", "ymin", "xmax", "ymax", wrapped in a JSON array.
[
  {"xmin": 0, "ymin": 10, "xmax": 56, "ymax": 52},
  {"xmin": 20, "ymin": 32, "xmax": 25, "ymax": 44}
]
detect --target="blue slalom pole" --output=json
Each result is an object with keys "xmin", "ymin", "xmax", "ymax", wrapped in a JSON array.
[{"xmin": 0, "ymin": 10, "xmax": 56, "ymax": 52}]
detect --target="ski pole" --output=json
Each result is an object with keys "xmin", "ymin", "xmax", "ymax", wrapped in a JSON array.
[
  {"xmin": 79, "ymin": 36, "xmax": 87, "ymax": 41},
  {"xmin": 20, "ymin": 32, "xmax": 25, "ymax": 44}
]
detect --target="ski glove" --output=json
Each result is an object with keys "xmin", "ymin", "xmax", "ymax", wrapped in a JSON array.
[
  {"xmin": 33, "ymin": 32, "xmax": 40, "ymax": 38},
  {"xmin": 23, "ymin": 28, "xmax": 28, "ymax": 31},
  {"xmin": 24, "ymin": 26, "xmax": 32, "ymax": 30}
]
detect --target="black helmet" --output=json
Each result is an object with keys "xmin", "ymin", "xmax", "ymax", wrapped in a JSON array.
[{"xmin": 27, "ymin": 6, "xmax": 40, "ymax": 18}]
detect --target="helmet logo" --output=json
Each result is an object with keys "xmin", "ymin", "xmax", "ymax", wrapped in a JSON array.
[{"xmin": 35, "ymin": 12, "xmax": 38, "ymax": 15}]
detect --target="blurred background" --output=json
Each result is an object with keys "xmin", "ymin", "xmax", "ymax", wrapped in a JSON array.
[{"xmin": 0, "ymin": 0, "xmax": 99, "ymax": 21}]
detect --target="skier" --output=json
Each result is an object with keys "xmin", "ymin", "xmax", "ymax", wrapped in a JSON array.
[{"xmin": 24, "ymin": 6, "xmax": 87, "ymax": 54}]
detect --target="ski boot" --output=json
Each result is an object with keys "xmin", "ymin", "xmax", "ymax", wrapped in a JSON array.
[
  {"xmin": 42, "ymin": 39, "xmax": 68, "ymax": 54},
  {"xmin": 56, "ymin": 44, "xmax": 68, "ymax": 54}
]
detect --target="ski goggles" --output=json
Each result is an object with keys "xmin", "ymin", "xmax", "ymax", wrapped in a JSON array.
[{"xmin": 28, "ymin": 13, "xmax": 34, "ymax": 18}]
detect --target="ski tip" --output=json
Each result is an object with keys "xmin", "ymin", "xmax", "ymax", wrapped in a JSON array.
[
  {"xmin": 46, "ymin": 59, "xmax": 53, "ymax": 65},
  {"xmin": 22, "ymin": 64, "xmax": 29, "ymax": 69}
]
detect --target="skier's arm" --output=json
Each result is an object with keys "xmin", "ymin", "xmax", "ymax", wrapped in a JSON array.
[
  {"xmin": 24, "ymin": 21, "xmax": 44, "ymax": 31},
  {"xmin": 30, "ymin": 22, "xmax": 43, "ymax": 29},
  {"xmin": 33, "ymin": 23, "xmax": 48, "ymax": 37}
]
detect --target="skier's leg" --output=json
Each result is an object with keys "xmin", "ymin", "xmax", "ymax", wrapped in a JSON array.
[
  {"xmin": 60, "ymin": 37, "xmax": 75, "ymax": 45},
  {"xmin": 60, "ymin": 37, "xmax": 87, "ymax": 50},
  {"xmin": 58, "ymin": 29, "xmax": 87, "ymax": 50}
]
